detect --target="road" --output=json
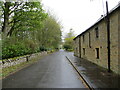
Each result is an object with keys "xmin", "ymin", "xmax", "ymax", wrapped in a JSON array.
[{"xmin": 2, "ymin": 50, "xmax": 86, "ymax": 88}]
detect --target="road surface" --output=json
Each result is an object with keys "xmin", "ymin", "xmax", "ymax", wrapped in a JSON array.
[{"xmin": 2, "ymin": 50, "xmax": 86, "ymax": 88}]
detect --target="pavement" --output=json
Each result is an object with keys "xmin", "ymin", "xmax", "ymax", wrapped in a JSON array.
[
  {"xmin": 66, "ymin": 52, "xmax": 120, "ymax": 89},
  {"xmin": 2, "ymin": 50, "xmax": 87, "ymax": 88}
]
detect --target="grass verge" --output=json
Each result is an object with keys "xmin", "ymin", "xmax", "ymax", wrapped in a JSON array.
[{"xmin": 1, "ymin": 54, "xmax": 46, "ymax": 79}]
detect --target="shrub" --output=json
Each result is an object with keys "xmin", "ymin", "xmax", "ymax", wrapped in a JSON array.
[
  {"xmin": 63, "ymin": 44, "xmax": 72, "ymax": 51},
  {"xmin": 2, "ymin": 43, "xmax": 29, "ymax": 59},
  {"xmin": 39, "ymin": 46, "xmax": 47, "ymax": 51}
]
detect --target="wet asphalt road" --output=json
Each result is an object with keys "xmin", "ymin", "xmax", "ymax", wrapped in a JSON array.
[{"xmin": 2, "ymin": 50, "xmax": 86, "ymax": 88}]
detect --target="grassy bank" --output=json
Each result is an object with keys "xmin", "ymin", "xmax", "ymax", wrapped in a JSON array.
[{"xmin": 1, "ymin": 53, "xmax": 47, "ymax": 79}]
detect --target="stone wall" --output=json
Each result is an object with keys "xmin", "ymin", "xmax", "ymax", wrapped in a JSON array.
[
  {"xmin": 110, "ymin": 10, "xmax": 119, "ymax": 74},
  {"xmin": 0, "ymin": 51, "xmax": 48, "ymax": 69},
  {"xmin": 74, "ymin": 37, "xmax": 80, "ymax": 57},
  {"xmin": 118, "ymin": 8, "xmax": 120, "ymax": 75}
]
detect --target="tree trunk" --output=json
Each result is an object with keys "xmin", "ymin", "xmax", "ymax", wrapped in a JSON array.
[{"xmin": 2, "ymin": 2, "xmax": 10, "ymax": 37}]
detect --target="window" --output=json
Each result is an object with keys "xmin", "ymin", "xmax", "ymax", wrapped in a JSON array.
[
  {"xmin": 95, "ymin": 48, "xmax": 99, "ymax": 59},
  {"xmin": 83, "ymin": 35, "xmax": 85, "ymax": 42},
  {"xmin": 95, "ymin": 27, "xmax": 99, "ymax": 38},
  {"xmin": 76, "ymin": 48, "xmax": 77, "ymax": 52},
  {"xmin": 89, "ymin": 32, "xmax": 91, "ymax": 48},
  {"xmin": 83, "ymin": 48, "xmax": 85, "ymax": 55}
]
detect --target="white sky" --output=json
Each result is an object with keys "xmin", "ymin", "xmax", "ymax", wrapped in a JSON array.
[{"xmin": 41, "ymin": 0, "xmax": 120, "ymax": 37}]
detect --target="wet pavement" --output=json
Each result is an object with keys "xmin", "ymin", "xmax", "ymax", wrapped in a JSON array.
[
  {"xmin": 66, "ymin": 52, "xmax": 120, "ymax": 89},
  {"xmin": 2, "ymin": 50, "xmax": 86, "ymax": 88}
]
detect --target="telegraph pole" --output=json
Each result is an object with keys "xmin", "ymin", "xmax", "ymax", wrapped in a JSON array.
[{"xmin": 106, "ymin": 1, "xmax": 111, "ymax": 72}]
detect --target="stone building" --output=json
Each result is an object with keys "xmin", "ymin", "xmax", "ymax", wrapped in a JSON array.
[{"xmin": 73, "ymin": 4, "xmax": 120, "ymax": 74}]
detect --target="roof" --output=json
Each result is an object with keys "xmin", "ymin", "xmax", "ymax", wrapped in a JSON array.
[{"xmin": 73, "ymin": 3, "xmax": 120, "ymax": 40}]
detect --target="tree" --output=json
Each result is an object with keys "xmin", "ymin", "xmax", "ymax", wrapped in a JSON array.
[
  {"xmin": 39, "ymin": 14, "xmax": 62, "ymax": 49},
  {"xmin": 1, "ymin": 1, "xmax": 47, "ymax": 37},
  {"xmin": 1, "ymin": 1, "xmax": 62, "ymax": 59},
  {"xmin": 63, "ymin": 28, "xmax": 75, "ymax": 51},
  {"xmin": 65, "ymin": 28, "xmax": 75, "ymax": 38},
  {"xmin": 1, "ymin": 1, "xmax": 48, "ymax": 59}
]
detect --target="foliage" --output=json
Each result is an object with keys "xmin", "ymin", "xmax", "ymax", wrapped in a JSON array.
[
  {"xmin": 63, "ymin": 29, "xmax": 75, "ymax": 51},
  {"xmin": 39, "ymin": 46, "xmax": 47, "ymax": 51},
  {"xmin": 1, "ymin": 1, "xmax": 47, "ymax": 37},
  {"xmin": 63, "ymin": 44, "xmax": 72, "ymax": 50},
  {"xmin": 37, "ymin": 14, "xmax": 62, "ymax": 49},
  {"xmin": 2, "ymin": 41, "xmax": 28, "ymax": 59},
  {"xmin": 1, "ymin": 1, "xmax": 62, "ymax": 59}
]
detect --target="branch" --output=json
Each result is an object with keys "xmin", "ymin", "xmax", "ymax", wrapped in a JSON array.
[
  {"xmin": 1, "ymin": 3, "xmax": 5, "ymax": 11},
  {"xmin": 7, "ymin": 25, "xmax": 14, "ymax": 36},
  {"xmin": 9, "ymin": 2, "xmax": 23, "ymax": 16},
  {"xmin": 8, "ymin": 12, "xmax": 22, "ymax": 24},
  {"xmin": 8, "ymin": 19, "xmax": 21, "ymax": 24},
  {"xmin": 10, "ymin": 2, "xmax": 17, "ymax": 10}
]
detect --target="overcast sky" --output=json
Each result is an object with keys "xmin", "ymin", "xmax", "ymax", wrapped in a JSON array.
[{"xmin": 41, "ymin": 0, "xmax": 120, "ymax": 37}]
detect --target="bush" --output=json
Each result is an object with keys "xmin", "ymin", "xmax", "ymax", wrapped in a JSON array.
[
  {"xmin": 55, "ymin": 48, "xmax": 59, "ymax": 50},
  {"xmin": 2, "ymin": 43, "xmax": 30, "ymax": 59},
  {"xmin": 39, "ymin": 46, "xmax": 47, "ymax": 51},
  {"xmin": 63, "ymin": 44, "xmax": 72, "ymax": 51},
  {"xmin": 67, "ymin": 49, "xmax": 73, "ymax": 52},
  {"xmin": 2, "ymin": 39, "xmax": 50, "ymax": 59}
]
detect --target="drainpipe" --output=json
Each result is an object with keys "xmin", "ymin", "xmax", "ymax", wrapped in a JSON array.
[
  {"xmin": 79, "ymin": 36, "xmax": 81, "ymax": 58},
  {"xmin": 106, "ymin": 1, "xmax": 111, "ymax": 72}
]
